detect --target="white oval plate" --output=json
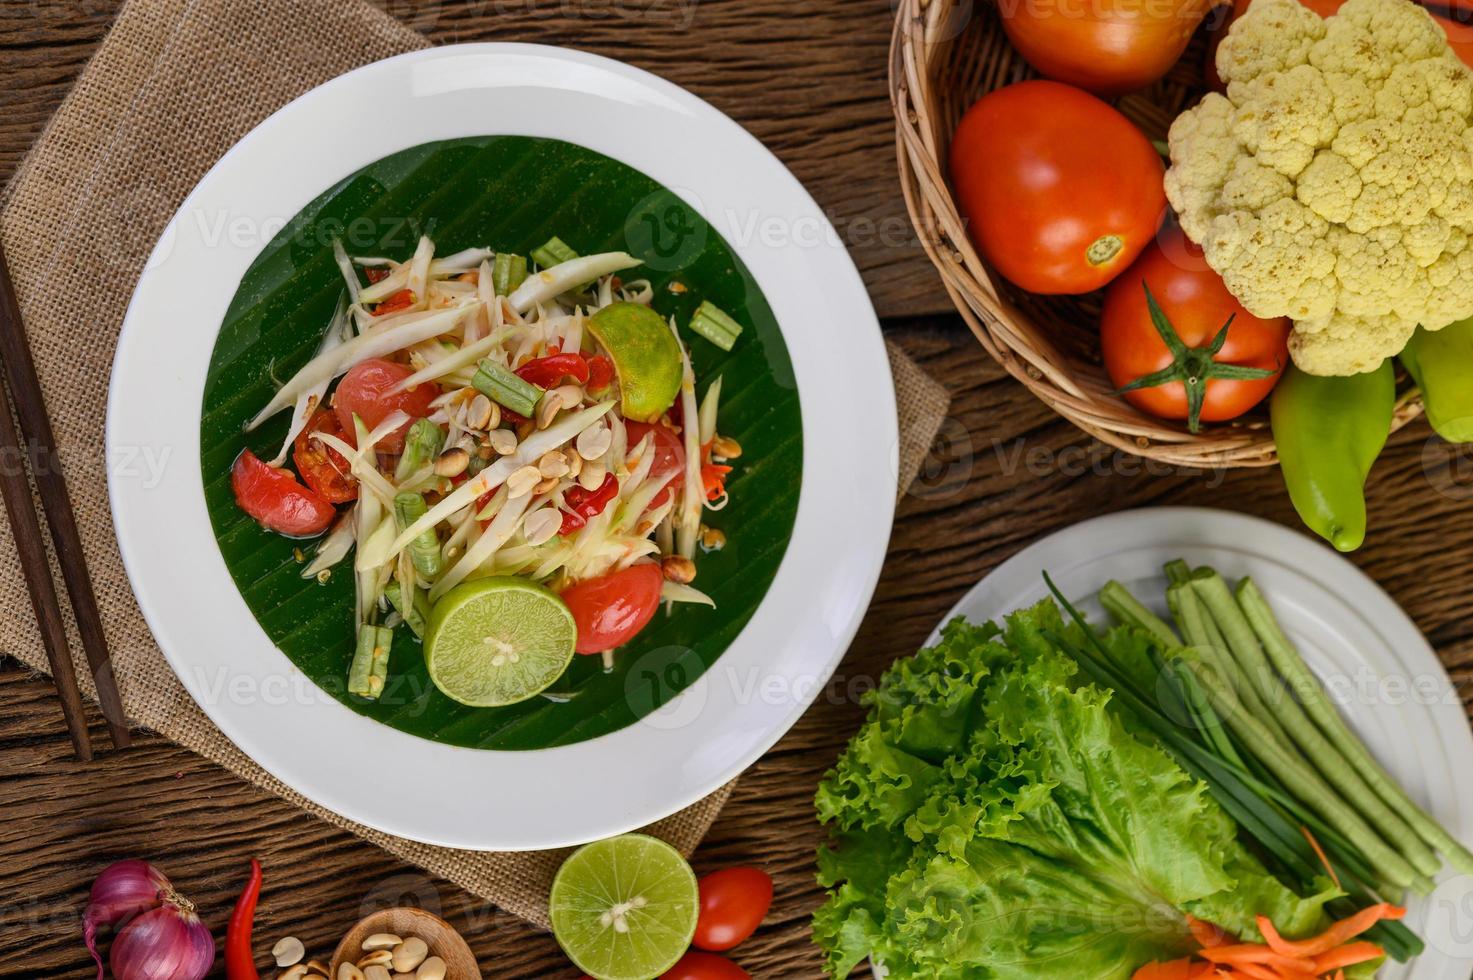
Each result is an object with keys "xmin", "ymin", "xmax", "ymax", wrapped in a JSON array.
[
  {"xmin": 929, "ymin": 507, "xmax": 1473, "ymax": 978},
  {"xmin": 106, "ymin": 44, "xmax": 895, "ymax": 850}
]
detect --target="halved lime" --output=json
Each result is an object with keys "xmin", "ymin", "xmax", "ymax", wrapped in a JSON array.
[
  {"xmin": 550, "ymin": 834, "xmax": 699, "ymax": 980},
  {"xmin": 423, "ymin": 577, "xmax": 576, "ymax": 707},
  {"xmin": 587, "ymin": 302, "xmax": 683, "ymax": 423}
]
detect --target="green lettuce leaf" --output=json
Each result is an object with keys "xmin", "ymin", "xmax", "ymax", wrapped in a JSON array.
[{"xmin": 813, "ymin": 601, "xmax": 1335, "ymax": 979}]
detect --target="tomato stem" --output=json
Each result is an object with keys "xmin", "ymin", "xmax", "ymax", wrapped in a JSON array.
[
  {"xmin": 1115, "ymin": 282, "xmax": 1276, "ymax": 433},
  {"xmin": 1086, "ymin": 235, "xmax": 1124, "ymax": 266}
]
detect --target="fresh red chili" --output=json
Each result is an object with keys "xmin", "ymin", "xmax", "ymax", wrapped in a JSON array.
[
  {"xmin": 700, "ymin": 443, "xmax": 732, "ymax": 502},
  {"xmin": 373, "ymin": 288, "xmax": 416, "ymax": 316},
  {"xmin": 224, "ymin": 859, "xmax": 262, "ymax": 980},
  {"xmin": 364, "ymin": 267, "xmax": 391, "ymax": 284},
  {"xmin": 559, "ymin": 472, "xmax": 619, "ymax": 534},
  {"xmin": 586, "ymin": 354, "xmax": 615, "ymax": 393},
  {"xmin": 516, "ymin": 352, "xmax": 591, "ymax": 388}
]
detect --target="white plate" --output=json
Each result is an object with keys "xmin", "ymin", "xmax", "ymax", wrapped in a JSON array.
[
  {"xmin": 106, "ymin": 44, "xmax": 895, "ymax": 850},
  {"xmin": 931, "ymin": 506, "xmax": 1473, "ymax": 978}
]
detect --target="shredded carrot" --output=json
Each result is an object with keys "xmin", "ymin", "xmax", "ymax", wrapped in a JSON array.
[
  {"xmin": 1258, "ymin": 904, "xmax": 1404, "ymax": 958},
  {"xmin": 1186, "ymin": 915, "xmax": 1233, "ymax": 949},
  {"xmin": 1135, "ymin": 907, "xmax": 1394, "ymax": 980},
  {"xmin": 1312, "ymin": 941, "xmax": 1385, "ymax": 971},
  {"xmin": 1199, "ymin": 944, "xmax": 1317, "ymax": 972},
  {"xmin": 1299, "ymin": 826, "xmax": 1341, "ymax": 889}
]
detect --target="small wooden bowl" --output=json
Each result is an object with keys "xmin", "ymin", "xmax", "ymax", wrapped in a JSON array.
[{"xmin": 328, "ymin": 907, "xmax": 481, "ymax": 980}]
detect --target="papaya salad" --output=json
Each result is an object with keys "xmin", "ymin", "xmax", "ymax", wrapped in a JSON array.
[{"xmin": 230, "ymin": 235, "xmax": 744, "ymax": 707}]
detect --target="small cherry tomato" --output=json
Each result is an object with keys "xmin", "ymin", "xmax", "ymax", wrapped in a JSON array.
[
  {"xmin": 560, "ymin": 563, "xmax": 664, "ymax": 654},
  {"xmin": 1101, "ymin": 226, "xmax": 1290, "ymax": 431},
  {"xmin": 624, "ymin": 421, "xmax": 686, "ymax": 508},
  {"xmin": 333, "ymin": 358, "xmax": 439, "ymax": 454},
  {"xmin": 949, "ymin": 81, "xmax": 1165, "ymax": 295},
  {"xmin": 231, "ymin": 449, "xmax": 336, "ymax": 538},
  {"xmin": 660, "ymin": 952, "xmax": 750, "ymax": 980},
  {"xmin": 292, "ymin": 409, "xmax": 357, "ymax": 503},
  {"xmin": 693, "ymin": 867, "xmax": 773, "ymax": 952}
]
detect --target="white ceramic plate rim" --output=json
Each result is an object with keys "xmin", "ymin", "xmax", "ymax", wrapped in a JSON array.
[
  {"xmin": 926, "ymin": 506, "xmax": 1473, "ymax": 979},
  {"xmin": 106, "ymin": 43, "xmax": 896, "ymax": 850}
]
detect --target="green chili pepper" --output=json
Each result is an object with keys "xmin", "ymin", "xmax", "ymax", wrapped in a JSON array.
[
  {"xmin": 1270, "ymin": 360, "xmax": 1394, "ymax": 552},
  {"xmin": 1401, "ymin": 318, "xmax": 1473, "ymax": 444}
]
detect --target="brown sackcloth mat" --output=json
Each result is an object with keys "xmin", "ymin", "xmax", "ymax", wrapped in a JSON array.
[{"xmin": 0, "ymin": 0, "xmax": 951, "ymax": 928}]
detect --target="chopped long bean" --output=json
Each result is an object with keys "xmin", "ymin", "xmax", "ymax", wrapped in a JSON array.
[
  {"xmin": 384, "ymin": 581, "xmax": 429, "ymax": 639},
  {"xmin": 688, "ymin": 301, "xmax": 743, "ymax": 352},
  {"xmin": 394, "ymin": 493, "xmax": 444, "ymax": 579},
  {"xmin": 472, "ymin": 359, "xmax": 542, "ymax": 418},
  {"xmin": 492, "ymin": 252, "xmax": 528, "ymax": 295},
  {"xmin": 395, "ymin": 418, "xmax": 445, "ymax": 482},
  {"xmin": 530, "ymin": 236, "xmax": 578, "ymax": 269},
  {"xmin": 349, "ymin": 625, "xmax": 393, "ymax": 699}
]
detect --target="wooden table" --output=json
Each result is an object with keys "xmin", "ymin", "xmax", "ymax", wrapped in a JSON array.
[{"xmin": 2, "ymin": 2, "xmax": 1471, "ymax": 977}]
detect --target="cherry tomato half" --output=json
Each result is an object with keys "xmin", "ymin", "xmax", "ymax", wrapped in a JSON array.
[
  {"xmin": 949, "ymin": 81, "xmax": 1165, "ymax": 295},
  {"xmin": 625, "ymin": 421, "xmax": 686, "ymax": 509},
  {"xmin": 1101, "ymin": 226, "xmax": 1290, "ymax": 427},
  {"xmin": 693, "ymin": 867, "xmax": 773, "ymax": 952},
  {"xmin": 560, "ymin": 563, "xmax": 664, "ymax": 655},
  {"xmin": 292, "ymin": 409, "xmax": 358, "ymax": 503},
  {"xmin": 333, "ymin": 358, "xmax": 439, "ymax": 454},
  {"xmin": 660, "ymin": 952, "xmax": 750, "ymax": 980},
  {"xmin": 230, "ymin": 449, "xmax": 336, "ymax": 538}
]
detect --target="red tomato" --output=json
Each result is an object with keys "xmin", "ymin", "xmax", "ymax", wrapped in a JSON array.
[
  {"xmin": 230, "ymin": 449, "xmax": 336, "ymax": 538},
  {"xmin": 949, "ymin": 81, "xmax": 1165, "ymax": 295},
  {"xmin": 693, "ymin": 867, "xmax": 773, "ymax": 952},
  {"xmin": 1101, "ymin": 226, "xmax": 1290, "ymax": 427},
  {"xmin": 660, "ymin": 952, "xmax": 750, "ymax": 980},
  {"xmin": 292, "ymin": 409, "xmax": 358, "ymax": 503},
  {"xmin": 999, "ymin": 0, "xmax": 1213, "ymax": 96},
  {"xmin": 625, "ymin": 421, "xmax": 686, "ymax": 508},
  {"xmin": 333, "ymin": 358, "xmax": 439, "ymax": 454},
  {"xmin": 560, "ymin": 563, "xmax": 664, "ymax": 655}
]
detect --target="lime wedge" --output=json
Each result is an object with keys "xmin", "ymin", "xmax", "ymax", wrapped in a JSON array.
[
  {"xmin": 423, "ymin": 577, "xmax": 576, "ymax": 707},
  {"xmin": 550, "ymin": 834, "xmax": 699, "ymax": 980},
  {"xmin": 587, "ymin": 302, "xmax": 683, "ymax": 423}
]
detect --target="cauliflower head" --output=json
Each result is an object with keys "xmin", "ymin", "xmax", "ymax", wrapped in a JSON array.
[{"xmin": 1164, "ymin": 0, "xmax": 1473, "ymax": 375}]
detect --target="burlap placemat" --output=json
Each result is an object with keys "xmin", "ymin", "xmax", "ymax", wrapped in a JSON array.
[{"xmin": 0, "ymin": 0, "xmax": 950, "ymax": 928}]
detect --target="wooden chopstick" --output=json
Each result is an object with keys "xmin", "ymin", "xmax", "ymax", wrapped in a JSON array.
[
  {"xmin": 0, "ymin": 246, "xmax": 130, "ymax": 753},
  {"xmin": 0, "ymin": 372, "xmax": 92, "ymax": 758}
]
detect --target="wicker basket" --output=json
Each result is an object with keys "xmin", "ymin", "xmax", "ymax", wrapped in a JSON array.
[{"xmin": 888, "ymin": 0, "xmax": 1425, "ymax": 468}]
